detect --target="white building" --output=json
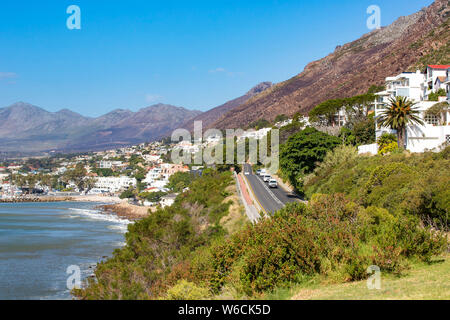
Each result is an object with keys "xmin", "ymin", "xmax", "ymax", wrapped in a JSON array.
[
  {"xmin": 422, "ymin": 65, "xmax": 450, "ymax": 100},
  {"xmin": 99, "ymin": 160, "xmax": 123, "ymax": 169},
  {"xmin": 373, "ymin": 66, "xmax": 450, "ymax": 153},
  {"xmin": 142, "ymin": 154, "xmax": 161, "ymax": 163},
  {"xmin": 160, "ymin": 194, "xmax": 178, "ymax": 208},
  {"xmin": 374, "ymin": 71, "xmax": 425, "ymax": 112},
  {"xmin": 445, "ymin": 68, "xmax": 450, "ymax": 101},
  {"xmin": 94, "ymin": 176, "xmax": 136, "ymax": 193},
  {"xmin": 238, "ymin": 127, "xmax": 272, "ymax": 141},
  {"xmin": 143, "ymin": 167, "xmax": 162, "ymax": 184}
]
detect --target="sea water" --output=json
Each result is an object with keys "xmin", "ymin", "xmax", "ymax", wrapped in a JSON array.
[{"xmin": 0, "ymin": 201, "xmax": 131, "ymax": 300}]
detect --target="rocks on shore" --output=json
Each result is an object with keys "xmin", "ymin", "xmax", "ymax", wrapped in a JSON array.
[
  {"xmin": 0, "ymin": 197, "xmax": 74, "ymax": 203},
  {"xmin": 98, "ymin": 203, "xmax": 152, "ymax": 221}
]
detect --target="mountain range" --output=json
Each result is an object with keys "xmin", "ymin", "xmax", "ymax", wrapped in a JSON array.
[
  {"xmin": 1, "ymin": 0, "xmax": 448, "ymax": 155},
  {"xmin": 0, "ymin": 102, "xmax": 201, "ymax": 154}
]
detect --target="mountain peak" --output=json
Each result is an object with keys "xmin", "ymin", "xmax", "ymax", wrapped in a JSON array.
[{"xmin": 247, "ymin": 82, "xmax": 273, "ymax": 95}]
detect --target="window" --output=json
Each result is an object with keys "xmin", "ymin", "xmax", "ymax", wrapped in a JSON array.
[
  {"xmin": 397, "ymin": 88, "xmax": 410, "ymax": 97},
  {"xmin": 424, "ymin": 114, "xmax": 439, "ymax": 125},
  {"xmin": 446, "ymin": 135, "xmax": 450, "ymax": 144}
]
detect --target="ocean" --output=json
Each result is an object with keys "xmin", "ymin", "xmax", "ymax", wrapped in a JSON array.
[{"xmin": 0, "ymin": 201, "xmax": 131, "ymax": 300}]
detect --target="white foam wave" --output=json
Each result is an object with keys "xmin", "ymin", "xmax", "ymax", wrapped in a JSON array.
[{"xmin": 68, "ymin": 208, "xmax": 133, "ymax": 227}]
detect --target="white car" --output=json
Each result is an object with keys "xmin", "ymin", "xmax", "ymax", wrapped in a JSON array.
[
  {"xmin": 268, "ymin": 179, "xmax": 278, "ymax": 188},
  {"xmin": 263, "ymin": 174, "xmax": 271, "ymax": 182},
  {"xmin": 259, "ymin": 169, "xmax": 266, "ymax": 176},
  {"xmin": 244, "ymin": 171, "xmax": 250, "ymax": 175}
]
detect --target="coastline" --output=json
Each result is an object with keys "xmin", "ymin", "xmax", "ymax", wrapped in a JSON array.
[
  {"xmin": 0, "ymin": 193, "xmax": 153, "ymax": 222},
  {"xmin": 0, "ymin": 194, "xmax": 121, "ymax": 204},
  {"xmin": 97, "ymin": 201, "xmax": 155, "ymax": 221}
]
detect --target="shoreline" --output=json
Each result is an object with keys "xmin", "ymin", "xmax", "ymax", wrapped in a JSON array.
[
  {"xmin": 0, "ymin": 194, "xmax": 121, "ymax": 204},
  {"xmin": 0, "ymin": 193, "xmax": 153, "ymax": 221},
  {"xmin": 97, "ymin": 201, "xmax": 155, "ymax": 221}
]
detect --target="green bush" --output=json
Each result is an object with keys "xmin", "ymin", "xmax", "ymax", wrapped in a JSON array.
[
  {"xmin": 377, "ymin": 133, "xmax": 398, "ymax": 155},
  {"xmin": 191, "ymin": 194, "xmax": 446, "ymax": 296},
  {"xmin": 304, "ymin": 146, "xmax": 450, "ymax": 227},
  {"xmin": 165, "ymin": 280, "xmax": 211, "ymax": 300}
]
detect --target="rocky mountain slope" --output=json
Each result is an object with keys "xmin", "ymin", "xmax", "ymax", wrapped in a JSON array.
[
  {"xmin": 212, "ymin": 0, "xmax": 449, "ymax": 130},
  {"xmin": 181, "ymin": 82, "xmax": 273, "ymax": 131},
  {"xmin": 0, "ymin": 102, "xmax": 201, "ymax": 153}
]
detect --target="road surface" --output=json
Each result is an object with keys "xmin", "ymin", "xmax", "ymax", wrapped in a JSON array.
[{"xmin": 242, "ymin": 163, "xmax": 301, "ymax": 214}]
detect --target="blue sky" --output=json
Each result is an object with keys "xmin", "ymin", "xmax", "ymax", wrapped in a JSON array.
[{"xmin": 0, "ymin": 0, "xmax": 433, "ymax": 116}]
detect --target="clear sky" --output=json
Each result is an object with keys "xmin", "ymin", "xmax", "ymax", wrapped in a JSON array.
[{"xmin": 0, "ymin": 0, "xmax": 433, "ymax": 116}]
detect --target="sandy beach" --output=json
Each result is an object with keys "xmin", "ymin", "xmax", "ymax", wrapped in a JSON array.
[{"xmin": 70, "ymin": 194, "xmax": 122, "ymax": 203}]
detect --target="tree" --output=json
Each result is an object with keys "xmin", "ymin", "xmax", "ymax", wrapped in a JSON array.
[
  {"xmin": 274, "ymin": 114, "xmax": 288, "ymax": 123},
  {"xmin": 248, "ymin": 119, "xmax": 271, "ymax": 130},
  {"xmin": 428, "ymin": 88, "xmax": 447, "ymax": 102},
  {"xmin": 167, "ymin": 172, "xmax": 194, "ymax": 192},
  {"xmin": 64, "ymin": 163, "xmax": 88, "ymax": 191},
  {"xmin": 339, "ymin": 113, "xmax": 376, "ymax": 146},
  {"xmin": 309, "ymin": 99, "xmax": 345, "ymax": 126},
  {"xmin": 119, "ymin": 187, "xmax": 135, "ymax": 199},
  {"xmin": 377, "ymin": 96, "xmax": 424, "ymax": 149},
  {"xmin": 84, "ymin": 177, "xmax": 97, "ymax": 193},
  {"xmin": 280, "ymin": 127, "xmax": 341, "ymax": 191}
]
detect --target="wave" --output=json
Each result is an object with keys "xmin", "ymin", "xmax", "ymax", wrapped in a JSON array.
[{"xmin": 67, "ymin": 208, "xmax": 133, "ymax": 228}]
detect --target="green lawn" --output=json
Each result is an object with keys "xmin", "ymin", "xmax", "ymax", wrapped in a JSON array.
[{"xmin": 267, "ymin": 255, "xmax": 450, "ymax": 300}]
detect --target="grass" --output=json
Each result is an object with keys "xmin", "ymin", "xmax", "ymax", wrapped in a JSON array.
[{"xmin": 265, "ymin": 255, "xmax": 450, "ymax": 300}]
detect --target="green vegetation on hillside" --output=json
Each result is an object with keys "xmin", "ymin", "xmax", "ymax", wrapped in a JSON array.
[
  {"xmin": 304, "ymin": 145, "xmax": 450, "ymax": 228},
  {"xmin": 74, "ymin": 170, "xmax": 235, "ymax": 299}
]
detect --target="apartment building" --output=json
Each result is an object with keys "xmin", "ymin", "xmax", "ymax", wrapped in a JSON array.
[
  {"xmin": 372, "ymin": 65, "xmax": 450, "ymax": 153},
  {"xmin": 94, "ymin": 176, "xmax": 136, "ymax": 193},
  {"xmin": 422, "ymin": 65, "xmax": 450, "ymax": 101}
]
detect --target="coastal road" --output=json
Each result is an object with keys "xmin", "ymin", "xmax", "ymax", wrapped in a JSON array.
[{"xmin": 242, "ymin": 163, "xmax": 301, "ymax": 214}]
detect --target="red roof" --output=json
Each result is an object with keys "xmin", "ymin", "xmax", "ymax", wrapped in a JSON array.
[{"xmin": 428, "ymin": 65, "xmax": 450, "ymax": 70}]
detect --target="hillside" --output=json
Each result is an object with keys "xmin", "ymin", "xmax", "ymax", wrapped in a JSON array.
[
  {"xmin": 0, "ymin": 102, "xmax": 201, "ymax": 154},
  {"xmin": 181, "ymin": 82, "xmax": 273, "ymax": 131},
  {"xmin": 212, "ymin": 0, "xmax": 450, "ymax": 129}
]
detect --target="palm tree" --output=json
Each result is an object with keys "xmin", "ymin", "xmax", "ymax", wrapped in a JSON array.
[{"xmin": 378, "ymin": 96, "xmax": 424, "ymax": 149}]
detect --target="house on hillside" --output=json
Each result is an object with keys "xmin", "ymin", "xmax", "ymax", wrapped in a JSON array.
[
  {"xmin": 160, "ymin": 194, "xmax": 178, "ymax": 208},
  {"xmin": 422, "ymin": 65, "xmax": 450, "ymax": 100},
  {"xmin": 364, "ymin": 65, "xmax": 450, "ymax": 154},
  {"xmin": 445, "ymin": 68, "xmax": 450, "ymax": 101}
]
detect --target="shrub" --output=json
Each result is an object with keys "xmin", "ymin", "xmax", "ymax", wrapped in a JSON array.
[
  {"xmin": 377, "ymin": 133, "xmax": 398, "ymax": 155},
  {"xmin": 378, "ymin": 141, "xmax": 398, "ymax": 155},
  {"xmin": 304, "ymin": 146, "xmax": 450, "ymax": 227},
  {"xmin": 165, "ymin": 280, "xmax": 211, "ymax": 300}
]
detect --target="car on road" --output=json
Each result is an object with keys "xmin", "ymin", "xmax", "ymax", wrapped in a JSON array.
[
  {"xmin": 259, "ymin": 169, "xmax": 266, "ymax": 176},
  {"xmin": 263, "ymin": 174, "xmax": 271, "ymax": 182},
  {"xmin": 255, "ymin": 169, "xmax": 261, "ymax": 176},
  {"xmin": 244, "ymin": 171, "xmax": 250, "ymax": 175},
  {"xmin": 268, "ymin": 179, "xmax": 278, "ymax": 188}
]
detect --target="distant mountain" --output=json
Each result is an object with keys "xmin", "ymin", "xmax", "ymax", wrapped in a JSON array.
[
  {"xmin": 181, "ymin": 82, "xmax": 273, "ymax": 131},
  {"xmin": 0, "ymin": 102, "xmax": 201, "ymax": 154},
  {"xmin": 212, "ymin": 0, "xmax": 449, "ymax": 129}
]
